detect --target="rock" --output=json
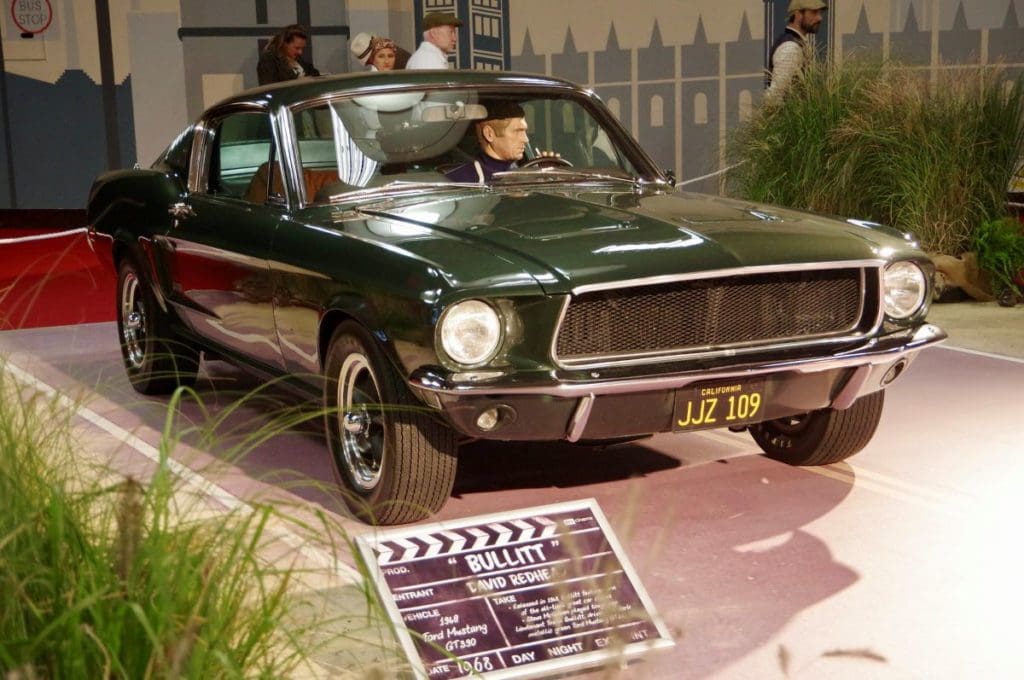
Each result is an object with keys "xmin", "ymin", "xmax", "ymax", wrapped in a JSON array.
[{"xmin": 930, "ymin": 252, "xmax": 995, "ymax": 302}]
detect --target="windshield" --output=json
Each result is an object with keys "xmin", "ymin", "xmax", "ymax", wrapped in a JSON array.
[{"xmin": 289, "ymin": 87, "xmax": 644, "ymax": 204}]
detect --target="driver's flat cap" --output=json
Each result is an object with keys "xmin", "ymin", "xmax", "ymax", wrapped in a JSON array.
[{"xmin": 482, "ymin": 100, "xmax": 525, "ymax": 121}]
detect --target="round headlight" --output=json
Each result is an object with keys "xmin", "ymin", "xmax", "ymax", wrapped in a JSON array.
[
  {"xmin": 439, "ymin": 300, "xmax": 502, "ymax": 366},
  {"xmin": 883, "ymin": 261, "xmax": 927, "ymax": 319}
]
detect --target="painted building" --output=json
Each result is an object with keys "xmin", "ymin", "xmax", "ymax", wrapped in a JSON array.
[
  {"xmin": 1, "ymin": 0, "xmax": 1023, "ymax": 209},
  {"xmin": 510, "ymin": 0, "xmax": 1024, "ymax": 191}
]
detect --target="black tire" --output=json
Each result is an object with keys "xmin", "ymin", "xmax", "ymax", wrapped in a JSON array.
[
  {"xmin": 116, "ymin": 259, "xmax": 199, "ymax": 395},
  {"xmin": 323, "ymin": 321, "xmax": 457, "ymax": 525},
  {"xmin": 749, "ymin": 391, "xmax": 885, "ymax": 466}
]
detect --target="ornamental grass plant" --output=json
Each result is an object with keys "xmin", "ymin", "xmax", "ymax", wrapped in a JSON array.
[
  {"xmin": 0, "ymin": 363, "xmax": 400, "ymax": 678},
  {"xmin": 727, "ymin": 58, "xmax": 1024, "ymax": 256},
  {"xmin": 973, "ymin": 216, "xmax": 1024, "ymax": 297},
  {"xmin": 0, "ymin": 374, "xmax": 301, "ymax": 678}
]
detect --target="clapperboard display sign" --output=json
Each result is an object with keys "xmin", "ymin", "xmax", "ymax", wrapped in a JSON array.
[{"xmin": 355, "ymin": 499, "xmax": 674, "ymax": 679}]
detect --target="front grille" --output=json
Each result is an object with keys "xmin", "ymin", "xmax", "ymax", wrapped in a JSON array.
[{"xmin": 555, "ymin": 268, "xmax": 868, "ymax": 365}]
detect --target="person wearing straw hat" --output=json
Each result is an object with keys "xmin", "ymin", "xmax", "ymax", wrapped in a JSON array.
[
  {"xmin": 766, "ymin": 0, "xmax": 827, "ymax": 98},
  {"xmin": 406, "ymin": 11, "xmax": 462, "ymax": 69},
  {"xmin": 350, "ymin": 33, "xmax": 404, "ymax": 71}
]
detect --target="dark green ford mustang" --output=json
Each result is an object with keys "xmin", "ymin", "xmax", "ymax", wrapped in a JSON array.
[{"xmin": 87, "ymin": 71, "xmax": 945, "ymax": 524}]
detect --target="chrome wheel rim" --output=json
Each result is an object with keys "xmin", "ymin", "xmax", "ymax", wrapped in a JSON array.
[
  {"xmin": 336, "ymin": 352, "xmax": 385, "ymax": 491},
  {"xmin": 120, "ymin": 272, "xmax": 146, "ymax": 370}
]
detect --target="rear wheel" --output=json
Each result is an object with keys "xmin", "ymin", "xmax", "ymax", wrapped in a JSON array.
[
  {"xmin": 116, "ymin": 259, "xmax": 199, "ymax": 394},
  {"xmin": 323, "ymin": 322, "xmax": 457, "ymax": 524},
  {"xmin": 749, "ymin": 391, "xmax": 885, "ymax": 466}
]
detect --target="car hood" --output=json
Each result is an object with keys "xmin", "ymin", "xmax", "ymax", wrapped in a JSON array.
[{"xmin": 357, "ymin": 187, "xmax": 921, "ymax": 295}]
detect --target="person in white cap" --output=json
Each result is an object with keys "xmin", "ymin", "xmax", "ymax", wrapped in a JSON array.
[
  {"xmin": 351, "ymin": 33, "xmax": 399, "ymax": 71},
  {"xmin": 767, "ymin": 0, "xmax": 827, "ymax": 99},
  {"xmin": 406, "ymin": 11, "xmax": 462, "ymax": 69}
]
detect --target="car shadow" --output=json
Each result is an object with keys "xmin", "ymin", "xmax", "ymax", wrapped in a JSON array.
[
  {"xmin": 612, "ymin": 455, "xmax": 859, "ymax": 679},
  {"xmin": 452, "ymin": 439, "xmax": 680, "ymax": 495}
]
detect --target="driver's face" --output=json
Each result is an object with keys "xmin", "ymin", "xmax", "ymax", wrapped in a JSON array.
[{"xmin": 486, "ymin": 117, "xmax": 530, "ymax": 161}]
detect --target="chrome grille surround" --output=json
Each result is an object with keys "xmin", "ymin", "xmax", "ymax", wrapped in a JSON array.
[{"xmin": 552, "ymin": 261, "xmax": 884, "ymax": 369}]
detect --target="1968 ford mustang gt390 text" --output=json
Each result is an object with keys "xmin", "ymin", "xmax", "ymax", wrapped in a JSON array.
[{"xmin": 87, "ymin": 71, "xmax": 945, "ymax": 524}]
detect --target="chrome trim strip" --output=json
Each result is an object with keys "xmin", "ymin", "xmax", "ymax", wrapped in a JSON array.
[
  {"xmin": 551, "ymin": 261, "xmax": 881, "ymax": 370},
  {"xmin": 556, "ymin": 333, "xmax": 870, "ymax": 370},
  {"xmin": 187, "ymin": 120, "xmax": 210, "ymax": 193},
  {"xmin": 287, "ymin": 80, "xmax": 584, "ymax": 117},
  {"xmin": 566, "ymin": 394, "xmax": 595, "ymax": 442},
  {"xmin": 413, "ymin": 323, "xmax": 945, "ymax": 398},
  {"xmin": 568, "ymin": 259, "xmax": 883, "ymax": 295},
  {"xmin": 274, "ymin": 106, "xmax": 301, "ymax": 209},
  {"xmin": 869, "ymin": 264, "xmax": 886, "ymax": 330}
]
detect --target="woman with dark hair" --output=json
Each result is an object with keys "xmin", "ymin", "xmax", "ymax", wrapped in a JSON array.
[{"xmin": 257, "ymin": 24, "xmax": 321, "ymax": 85}]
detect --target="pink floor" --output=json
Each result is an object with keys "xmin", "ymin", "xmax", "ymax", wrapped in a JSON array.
[{"xmin": 2, "ymin": 322, "xmax": 1022, "ymax": 679}]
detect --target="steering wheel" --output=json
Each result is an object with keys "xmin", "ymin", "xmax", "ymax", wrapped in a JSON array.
[{"xmin": 519, "ymin": 155, "xmax": 573, "ymax": 169}]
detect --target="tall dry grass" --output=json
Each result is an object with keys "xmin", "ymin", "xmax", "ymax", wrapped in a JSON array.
[
  {"xmin": 728, "ymin": 58, "xmax": 1024, "ymax": 255},
  {"xmin": 0, "ymin": 364, "xmax": 400, "ymax": 678}
]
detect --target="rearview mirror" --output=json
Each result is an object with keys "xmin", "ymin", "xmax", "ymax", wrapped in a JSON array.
[{"xmin": 420, "ymin": 102, "xmax": 487, "ymax": 122}]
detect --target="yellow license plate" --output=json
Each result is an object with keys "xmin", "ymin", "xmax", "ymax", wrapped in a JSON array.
[{"xmin": 673, "ymin": 379, "xmax": 766, "ymax": 432}]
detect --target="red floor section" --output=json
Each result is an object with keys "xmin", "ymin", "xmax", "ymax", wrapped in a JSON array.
[{"xmin": 1, "ymin": 228, "xmax": 115, "ymax": 330}]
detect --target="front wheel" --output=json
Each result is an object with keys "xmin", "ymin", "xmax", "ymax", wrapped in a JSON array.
[
  {"xmin": 749, "ymin": 391, "xmax": 885, "ymax": 466},
  {"xmin": 116, "ymin": 259, "xmax": 199, "ymax": 394},
  {"xmin": 323, "ymin": 322, "xmax": 457, "ymax": 524}
]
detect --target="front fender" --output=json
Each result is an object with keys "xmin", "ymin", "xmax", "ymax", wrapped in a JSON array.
[{"xmin": 317, "ymin": 288, "xmax": 439, "ymax": 379}]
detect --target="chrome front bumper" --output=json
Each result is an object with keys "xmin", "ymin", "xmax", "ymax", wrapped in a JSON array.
[{"xmin": 407, "ymin": 324, "xmax": 946, "ymax": 442}]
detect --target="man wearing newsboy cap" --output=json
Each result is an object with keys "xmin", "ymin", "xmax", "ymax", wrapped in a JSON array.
[
  {"xmin": 767, "ymin": 0, "xmax": 827, "ymax": 98},
  {"xmin": 407, "ymin": 11, "xmax": 463, "ymax": 69}
]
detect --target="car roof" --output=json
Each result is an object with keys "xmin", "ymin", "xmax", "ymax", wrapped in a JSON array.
[{"xmin": 214, "ymin": 70, "xmax": 584, "ymax": 111}]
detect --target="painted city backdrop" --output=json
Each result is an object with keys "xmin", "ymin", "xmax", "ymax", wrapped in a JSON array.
[{"xmin": 1, "ymin": 0, "xmax": 1022, "ymax": 208}]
